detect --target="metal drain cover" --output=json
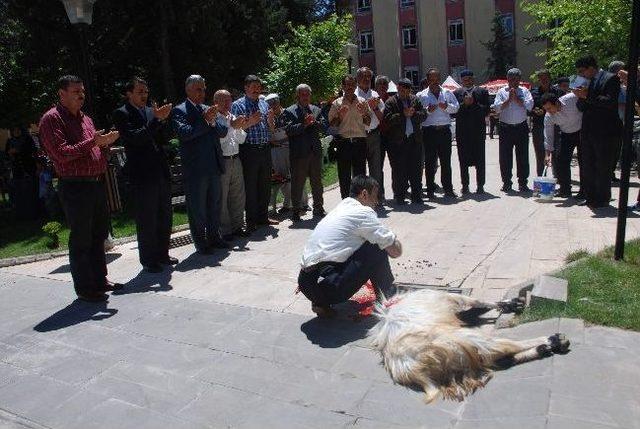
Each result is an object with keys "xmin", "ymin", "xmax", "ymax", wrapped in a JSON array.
[{"xmin": 395, "ymin": 282, "xmax": 472, "ymax": 296}]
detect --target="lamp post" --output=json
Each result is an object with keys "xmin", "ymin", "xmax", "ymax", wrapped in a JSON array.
[
  {"xmin": 614, "ymin": 0, "xmax": 640, "ymax": 260},
  {"xmin": 343, "ymin": 42, "xmax": 358, "ymax": 74},
  {"xmin": 60, "ymin": 0, "xmax": 96, "ymax": 114}
]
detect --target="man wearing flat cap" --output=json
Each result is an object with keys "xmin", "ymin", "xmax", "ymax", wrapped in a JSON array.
[
  {"xmin": 453, "ymin": 70, "xmax": 490, "ymax": 194},
  {"xmin": 491, "ymin": 68, "xmax": 534, "ymax": 193},
  {"xmin": 383, "ymin": 78, "xmax": 428, "ymax": 204}
]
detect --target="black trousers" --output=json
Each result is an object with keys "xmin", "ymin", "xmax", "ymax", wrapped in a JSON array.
[
  {"xmin": 291, "ymin": 152, "xmax": 324, "ymax": 213},
  {"xmin": 183, "ymin": 172, "xmax": 221, "ymax": 251},
  {"xmin": 554, "ymin": 131, "xmax": 582, "ymax": 194},
  {"xmin": 581, "ymin": 131, "xmax": 614, "ymax": 206},
  {"xmin": 58, "ymin": 179, "xmax": 109, "ymax": 297},
  {"xmin": 531, "ymin": 125, "xmax": 546, "ymax": 177},
  {"xmin": 423, "ymin": 126, "xmax": 453, "ymax": 193},
  {"xmin": 297, "ymin": 242, "xmax": 394, "ymax": 307},
  {"xmin": 240, "ymin": 145, "xmax": 272, "ymax": 227},
  {"xmin": 458, "ymin": 140, "xmax": 486, "ymax": 189},
  {"xmin": 498, "ymin": 121, "xmax": 530, "ymax": 187},
  {"xmin": 388, "ymin": 133, "xmax": 423, "ymax": 200},
  {"xmin": 132, "ymin": 180, "xmax": 172, "ymax": 266},
  {"xmin": 336, "ymin": 137, "xmax": 367, "ymax": 199}
]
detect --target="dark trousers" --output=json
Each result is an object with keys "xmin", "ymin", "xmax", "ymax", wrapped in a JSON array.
[
  {"xmin": 555, "ymin": 131, "xmax": 582, "ymax": 194},
  {"xmin": 388, "ymin": 134, "xmax": 423, "ymax": 200},
  {"xmin": 291, "ymin": 152, "xmax": 324, "ymax": 213},
  {"xmin": 336, "ymin": 137, "xmax": 367, "ymax": 199},
  {"xmin": 532, "ymin": 125, "xmax": 546, "ymax": 177},
  {"xmin": 240, "ymin": 145, "xmax": 272, "ymax": 227},
  {"xmin": 58, "ymin": 179, "xmax": 109, "ymax": 297},
  {"xmin": 611, "ymin": 136, "xmax": 622, "ymax": 178},
  {"xmin": 297, "ymin": 242, "xmax": 394, "ymax": 307},
  {"xmin": 183, "ymin": 172, "xmax": 221, "ymax": 251},
  {"xmin": 423, "ymin": 126, "xmax": 453, "ymax": 193},
  {"xmin": 581, "ymin": 132, "xmax": 614, "ymax": 206},
  {"xmin": 458, "ymin": 140, "xmax": 486, "ymax": 189},
  {"xmin": 132, "ymin": 180, "xmax": 172, "ymax": 266},
  {"xmin": 498, "ymin": 121, "xmax": 530, "ymax": 187}
]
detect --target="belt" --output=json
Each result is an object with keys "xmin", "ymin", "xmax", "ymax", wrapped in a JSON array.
[
  {"xmin": 223, "ymin": 153, "xmax": 240, "ymax": 159},
  {"xmin": 242, "ymin": 144, "xmax": 269, "ymax": 150},
  {"xmin": 424, "ymin": 125, "xmax": 450, "ymax": 131},
  {"xmin": 59, "ymin": 175, "xmax": 104, "ymax": 182},
  {"xmin": 338, "ymin": 136, "xmax": 366, "ymax": 143},
  {"xmin": 499, "ymin": 121, "xmax": 527, "ymax": 128},
  {"xmin": 302, "ymin": 261, "xmax": 338, "ymax": 273}
]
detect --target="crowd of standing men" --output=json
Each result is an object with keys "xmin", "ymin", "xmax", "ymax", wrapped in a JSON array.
[{"xmin": 37, "ymin": 53, "xmax": 637, "ymax": 303}]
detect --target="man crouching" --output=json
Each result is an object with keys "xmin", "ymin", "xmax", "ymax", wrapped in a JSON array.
[{"xmin": 298, "ymin": 175, "xmax": 402, "ymax": 317}]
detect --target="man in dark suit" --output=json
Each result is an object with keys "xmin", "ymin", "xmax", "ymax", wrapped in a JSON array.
[
  {"xmin": 112, "ymin": 77, "xmax": 178, "ymax": 272},
  {"xmin": 383, "ymin": 78, "xmax": 428, "ymax": 205},
  {"xmin": 453, "ymin": 69, "xmax": 490, "ymax": 194},
  {"xmin": 171, "ymin": 75, "xmax": 228, "ymax": 254},
  {"xmin": 574, "ymin": 56, "xmax": 622, "ymax": 208},
  {"xmin": 283, "ymin": 83, "xmax": 327, "ymax": 222}
]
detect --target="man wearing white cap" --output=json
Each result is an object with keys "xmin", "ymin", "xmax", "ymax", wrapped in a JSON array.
[{"xmin": 492, "ymin": 68, "xmax": 534, "ymax": 193}]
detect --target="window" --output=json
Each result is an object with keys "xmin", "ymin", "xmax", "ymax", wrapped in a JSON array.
[
  {"xmin": 359, "ymin": 31, "xmax": 374, "ymax": 53},
  {"xmin": 402, "ymin": 26, "xmax": 417, "ymax": 48},
  {"xmin": 448, "ymin": 19, "xmax": 464, "ymax": 45},
  {"xmin": 400, "ymin": 0, "xmax": 415, "ymax": 7},
  {"xmin": 500, "ymin": 13, "xmax": 514, "ymax": 38},
  {"xmin": 357, "ymin": 0, "xmax": 371, "ymax": 13},
  {"xmin": 404, "ymin": 66, "xmax": 420, "ymax": 87}
]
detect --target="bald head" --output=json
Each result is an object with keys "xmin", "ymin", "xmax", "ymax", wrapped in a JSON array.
[{"xmin": 214, "ymin": 89, "xmax": 232, "ymax": 113}]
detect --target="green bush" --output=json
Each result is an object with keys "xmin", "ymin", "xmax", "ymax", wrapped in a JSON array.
[{"xmin": 42, "ymin": 221, "xmax": 62, "ymax": 249}]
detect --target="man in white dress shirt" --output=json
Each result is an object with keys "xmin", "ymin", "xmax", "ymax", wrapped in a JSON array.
[
  {"xmin": 356, "ymin": 67, "xmax": 385, "ymax": 202},
  {"xmin": 417, "ymin": 68, "xmax": 459, "ymax": 198},
  {"xmin": 298, "ymin": 175, "xmax": 402, "ymax": 317},
  {"xmin": 542, "ymin": 92, "xmax": 583, "ymax": 198},
  {"xmin": 492, "ymin": 68, "xmax": 534, "ymax": 193}
]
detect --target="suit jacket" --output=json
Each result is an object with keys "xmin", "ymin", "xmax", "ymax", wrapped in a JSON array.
[
  {"xmin": 577, "ymin": 70, "xmax": 621, "ymax": 136},
  {"xmin": 453, "ymin": 86, "xmax": 490, "ymax": 166},
  {"xmin": 112, "ymin": 103, "xmax": 171, "ymax": 184},
  {"xmin": 383, "ymin": 94, "xmax": 427, "ymax": 144},
  {"xmin": 530, "ymin": 85, "xmax": 562, "ymax": 129},
  {"xmin": 283, "ymin": 103, "xmax": 327, "ymax": 160},
  {"xmin": 171, "ymin": 100, "xmax": 227, "ymax": 177}
]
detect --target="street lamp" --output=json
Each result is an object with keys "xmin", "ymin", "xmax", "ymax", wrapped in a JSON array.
[
  {"xmin": 343, "ymin": 42, "xmax": 358, "ymax": 74},
  {"xmin": 60, "ymin": 0, "xmax": 96, "ymax": 113}
]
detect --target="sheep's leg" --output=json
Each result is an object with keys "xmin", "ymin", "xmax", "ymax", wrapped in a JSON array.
[
  {"xmin": 450, "ymin": 294, "xmax": 498, "ymax": 321},
  {"xmin": 490, "ymin": 334, "xmax": 570, "ymax": 366}
]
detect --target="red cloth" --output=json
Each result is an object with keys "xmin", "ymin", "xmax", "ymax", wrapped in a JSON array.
[{"xmin": 39, "ymin": 104, "xmax": 107, "ymax": 177}]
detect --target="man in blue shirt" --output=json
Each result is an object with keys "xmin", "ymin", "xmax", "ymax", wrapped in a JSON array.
[{"xmin": 231, "ymin": 75, "xmax": 279, "ymax": 232}]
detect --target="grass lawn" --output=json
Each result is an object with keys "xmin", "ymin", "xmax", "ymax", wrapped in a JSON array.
[
  {"xmin": 518, "ymin": 239, "xmax": 640, "ymax": 331},
  {"xmin": 0, "ymin": 162, "xmax": 338, "ymax": 260}
]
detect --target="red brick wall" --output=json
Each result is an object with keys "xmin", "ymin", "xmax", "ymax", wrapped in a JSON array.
[{"xmin": 446, "ymin": 0, "xmax": 467, "ymax": 72}]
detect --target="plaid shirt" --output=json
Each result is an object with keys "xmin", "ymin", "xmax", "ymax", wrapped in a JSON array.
[
  {"xmin": 39, "ymin": 104, "xmax": 107, "ymax": 177},
  {"xmin": 231, "ymin": 96, "xmax": 269, "ymax": 146}
]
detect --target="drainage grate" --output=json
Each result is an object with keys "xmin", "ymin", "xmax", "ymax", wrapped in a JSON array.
[
  {"xmin": 395, "ymin": 282, "xmax": 472, "ymax": 296},
  {"xmin": 169, "ymin": 233, "xmax": 193, "ymax": 249}
]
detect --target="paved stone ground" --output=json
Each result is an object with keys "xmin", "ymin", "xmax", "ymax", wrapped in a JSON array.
[{"xmin": 1, "ymin": 138, "xmax": 640, "ymax": 428}]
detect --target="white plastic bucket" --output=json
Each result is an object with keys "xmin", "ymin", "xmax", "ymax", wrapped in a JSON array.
[{"xmin": 533, "ymin": 176, "xmax": 557, "ymax": 200}]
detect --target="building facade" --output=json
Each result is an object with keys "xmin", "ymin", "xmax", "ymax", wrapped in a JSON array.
[{"xmin": 351, "ymin": 0, "xmax": 545, "ymax": 85}]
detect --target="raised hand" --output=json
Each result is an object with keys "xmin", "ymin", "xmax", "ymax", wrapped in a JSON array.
[
  {"xmin": 230, "ymin": 115, "xmax": 246, "ymax": 129},
  {"xmin": 94, "ymin": 129, "xmax": 119, "ymax": 148},
  {"xmin": 463, "ymin": 94, "xmax": 474, "ymax": 106},
  {"xmin": 153, "ymin": 102, "xmax": 173, "ymax": 120},
  {"xmin": 427, "ymin": 104, "xmax": 437, "ymax": 113},
  {"xmin": 304, "ymin": 113, "xmax": 316, "ymax": 126},
  {"xmin": 403, "ymin": 106, "xmax": 415, "ymax": 117},
  {"xmin": 203, "ymin": 104, "xmax": 219, "ymax": 123},
  {"xmin": 367, "ymin": 97, "xmax": 380, "ymax": 110},
  {"xmin": 573, "ymin": 86, "xmax": 588, "ymax": 99},
  {"xmin": 338, "ymin": 104, "xmax": 350, "ymax": 120},
  {"xmin": 356, "ymin": 101, "xmax": 369, "ymax": 116},
  {"xmin": 438, "ymin": 101, "xmax": 448, "ymax": 110}
]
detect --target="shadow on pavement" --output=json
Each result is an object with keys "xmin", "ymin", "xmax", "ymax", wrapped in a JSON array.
[
  {"xmin": 174, "ymin": 249, "xmax": 231, "ymax": 272},
  {"xmin": 300, "ymin": 315, "xmax": 376, "ymax": 348},
  {"xmin": 33, "ymin": 300, "xmax": 117, "ymax": 332},
  {"xmin": 590, "ymin": 205, "xmax": 640, "ymax": 219},
  {"xmin": 391, "ymin": 203, "xmax": 433, "ymax": 214},
  {"xmin": 49, "ymin": 253, "xmax": 122, "ymax": 275},
  {"xmin": 114, "ymin": 268, "xmax": 173, "ymax": 295},
  {"xmin": 288, "ymin": 217, "xmax": 322, "ymax": 230},
  {"xmin": 464, "ymin": 192, "xmax": 500, "ymax": 202}
]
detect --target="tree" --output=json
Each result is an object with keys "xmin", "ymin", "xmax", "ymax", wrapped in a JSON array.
[
  {"xmin": 483, "ymin": 13, "xmax": 517, "ymax": 79},
  {"xmin": 521, "ymin": 0, "xmax": 632, "ymax": 77},
  {"xmin": 262, "ymin": 14, "xmax": 353, "ymax": 106}
]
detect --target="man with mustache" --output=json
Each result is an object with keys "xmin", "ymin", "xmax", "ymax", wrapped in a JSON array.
[{"xmin": 39, "ymin": 75, "xmax": 121, "ymax": 302}]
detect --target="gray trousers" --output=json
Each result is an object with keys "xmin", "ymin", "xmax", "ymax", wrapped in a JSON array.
[
  {"xmin": 291, "ymin": 152, "xmax": 323, "ymax": 213},
  {"xmin": 220, "ymin": 157, "xmax": 246, "ymax": 235},
  {"xmin": 366, "ymin": 129, "xmax": 382, "ymax": 197},
  {"xmin": 270, "ymin": 145, "xmax": 308, "ymax": 210}
]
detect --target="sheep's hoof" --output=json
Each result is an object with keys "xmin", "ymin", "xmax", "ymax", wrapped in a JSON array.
[
  {"xmin": 548, "ymin": 333, "xmax": 570, "ymax": 354},
  {"xmin": 497, "ymin": 297, "xmax": 525, "ymax": 314}
]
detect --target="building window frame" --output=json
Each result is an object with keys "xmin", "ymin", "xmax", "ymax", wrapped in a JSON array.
[
  {"xmin": 448, "ymin": 18, "xmax": 464, "ymax": 46},
  {"xmin": 402, "ymin": 25, "xmax": 417, "ymax": 49},
  {"xmin": 404, "ymin": 66, "xmax": 420, "ymax": 88},
  {"xmin": 500, "ymin": 13, "xmax": 514, "ymax": 38},
  {"xmin": 359, "ymin": 30, "xmax": 374, "ymax": 54},
  {"xmin": 357, "ymin": 0, "xmax": 371, "ymax": 13}
]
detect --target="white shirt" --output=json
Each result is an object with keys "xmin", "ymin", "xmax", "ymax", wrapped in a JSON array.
[
  {"xmin": 492, "ymin": 86, "xmax": 534, "ymax": 124},
  {"xmin": 217, "ymin": 112, "xmax": 246, "ymax": 156},
  {"xmin": 417, "ymin": 86, "xmax": 459, "ymax": 127},
  {"xmin": 301, "ymin": 197, "xmax": 396, "ymax": 268},
  {"xmin": 355, "ymin": 86, "xmax": 385, "ymax": 131},
  {"xmin": 543, "ymin": 93, "xmax": 583, "ymax": 151}
]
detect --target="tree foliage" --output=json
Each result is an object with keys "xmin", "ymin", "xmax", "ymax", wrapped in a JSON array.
[
  {"xmin": 262, "ymin": 14, "xmax": 353, "ymax": 106},
  {"xmin": 521, "ymin": 0, "xmax": 632, "ymax": 77},
  {"xmin": 0, "ymin": 0, "xmax": 319, "ymax": 128},
  {"xmin": 483, "ymin": 13, "xmax": 517, "ymax": 79}
]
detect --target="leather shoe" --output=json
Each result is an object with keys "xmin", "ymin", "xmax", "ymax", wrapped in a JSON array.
[
  {"xmin": 222, "ymin": 233, "xmax": 235, "ymax": 241},
  {"xmin": 277, "ymin": 207, "xmax": 291, "ymax": 214},
  {"xmin": 291, "ymin": 212, "xmax": 302, "ymax": 222},
  {"xmin": 312, "ymin": 209, "xmax": 326, "ymax": 218},
  {"xmin": 197, "ymin": 247, "xmax": 215, "ymax": 255},
  {"xmin": 501, "ymin": 184, "xmax": 513, "ymax": 193},
  {"xmin": 143, "ymin": 264, "xmax": 163, "ymax": 273},
  {"xmin": 444, "ymin": 191, "xmax": 458, "ymax": 198},
  {"xmin": 160, "ymin": 256, "xmax": 179, "ymax": 265},
  {"xmin": 476, "ymin": 186, "xmax": 485, "ymax": 194},
  {"xmin": 77, "ymin": 293, "xmax": 109, "ymax": 303},
  {"xmin": 411, "ymin": 198, "xmax": 424, "ymax": 205},
  {"xmin": 102, "ymin": 280, "xmax": 124, "ymax": 291},
  {"xmin": 233, "ymin": 228, "xmax": 251, "ymax": 237},
  {"xmin": 209, "ymin": 238, "xmax": 230, "ymax": 249},
  {"xmin": 519, "ymin": 185, "xmax": 531, "ymax": 193},
  {"xmin": 426, "ymin": 191, "xmax": 435, "ymax": 199},
  {"xmin": 258, "ymin": 218, "xmax": 280, "ymax": 226},
  {"xmin": 461, "ymin": 186, "xmax": 470, "ymax": 195}
]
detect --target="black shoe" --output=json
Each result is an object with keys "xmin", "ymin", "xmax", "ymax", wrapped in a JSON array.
[
  {"xmin": 197, "ymin": 247, "xmax": 215, "ymax": 255},
  {"xmin": 574, "ymin": 192, "xmax": 585, "ymax": 200},
  {"xmin": 476, "ymin": 186, "xmax": 485, "ymax": 194},
  {"xmin": 558, "ymin": 190, "xmax": 572, "ymax": 198},
  {"xmin": 300, "ymin": 205, "xmax": 311, "ymax": 212},
  {"xmin": 519, "ymin": 185, "xmax": 531, "ymax": 193},
  {"xmin": 426, "ymin": 191, "xmax": 435, "ymax": 199},
  {"xmin": 277, "ymin": 207, "xmax": 291, "ymax": 215},
  {"xmin": 77, "ymin": 293, "xmax": 109, "ymax": 303},
  {"xmin": 411, "ymin": 198, "xmax": 424, "ymax": 205},
  {"xmin": 312, "ymin": 209, "xmax": 326, "ymax": 218},
  {"xmin": 444, "ymin": 191, "xmax": 458, "ymax": 198},
  {"xmin": 160, "ymin": 256, "xmax": 179, "ymax": 265},
  {"xmin": 394, "ymin": 198, "xmax": 407, "ymax": 205},
  {"xmin": 461, "ymin": 186, "xmax": 470, "ymax": 195},
  {"xmin": 291, "ymin": 212, "xmax": 301, "ymax": 222},
  {"xmin": 209, "ymin": 237, "xmax": 230, "ymax": 249},
  {"xmin": 577, "ymin": 200, "xmax": 589, "ymax": 206},
  {"xmin": 232, "ymin": 228, "xmax": 251, "ymax": 237},
  {"xmin": 222, "ymin": 233, "xmax": 235, "ymax": 241},
  {"xmin": 612, "ymin": 176, "xmax": 620, "ymax": 183},
  {"xmin": 143, "ymin": 264, "xmax": 163, "ymax": 273},
  {"xmin": 501, "ymin": 184, "xmax": 513, "ymax": 193},
  {"xmin": 245, "ymin": 224, "xmax": 257, "ymax": 234}
]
